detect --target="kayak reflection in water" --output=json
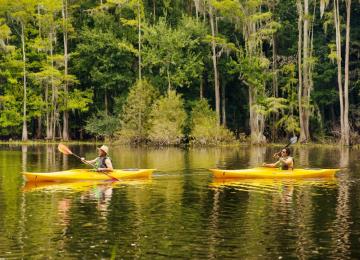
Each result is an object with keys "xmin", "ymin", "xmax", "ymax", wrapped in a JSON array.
[
  {"xmin": 81, "ymin": 145, "xmax": 114, "ymax": 172},
  {"xmin": 263, "ymin": 148, "xmax": 294, "ymax": 170},
  {"xmin": 95, "ymin": 185, "xmax": 113, "ymax": 214}
]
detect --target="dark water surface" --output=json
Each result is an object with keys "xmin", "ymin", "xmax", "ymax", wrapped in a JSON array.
[{"xmin": 1, "ymin": 144, "xmax": 360, "ymax": 259}]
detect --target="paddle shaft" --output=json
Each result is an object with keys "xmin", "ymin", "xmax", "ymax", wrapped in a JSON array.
[
  {"xmin": 70, "ymin": 153, "xmax": 96, "ymax": 168},
  {"xmin": 276, "ymin": 137, "xmax": 297, "ymax": 156},
  {"xmin": 283, "ymin": 141, "xmax": 292, "ymax": 149}
]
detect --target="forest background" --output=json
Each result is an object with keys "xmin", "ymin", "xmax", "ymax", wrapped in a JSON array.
[{"xmin": 0, "ymin": 0, "xmax": 359, "ymax": 146}]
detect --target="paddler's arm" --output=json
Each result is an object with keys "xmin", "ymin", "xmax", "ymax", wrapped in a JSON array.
[
  {"xmin": 97, "ymin": 158, "xmax": 113, "ymax": 172},
  {"xmin": 81, "ymin": 157, "xmax": 97, "ymax": 164},
  {"xmin": 262, "ymin": 160, "xmax": 280, "ymax": 168},
  {"xmin": 273, "ymin": 152, "xmax": 281, "ymax": 159}
]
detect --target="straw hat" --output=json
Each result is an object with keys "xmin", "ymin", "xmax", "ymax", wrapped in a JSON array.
[{"xmin": 97, "ymin": 145, "xmax": 109, "ymax": 155}]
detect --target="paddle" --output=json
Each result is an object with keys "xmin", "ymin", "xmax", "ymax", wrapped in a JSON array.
[
  {"xmin": 58, "ymin": 143, "xmax": 119, "ymax": 181},
  {"xmin": 284, "ymin": 136, "xmax": 298, "ymax": 148},
  {"xmin": 274, "ymin": 136, "xmax": 298, "ymax": 157}
]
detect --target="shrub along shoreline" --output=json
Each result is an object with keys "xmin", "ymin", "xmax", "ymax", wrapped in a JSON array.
[{"xmin": 85, "ymin": 80, "xmax": 236, "ymax": 146}]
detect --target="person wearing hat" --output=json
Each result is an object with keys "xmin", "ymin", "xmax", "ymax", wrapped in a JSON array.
[{"xmin": 81, "ymin": 145, "xmax": 113, "ymax": 172}]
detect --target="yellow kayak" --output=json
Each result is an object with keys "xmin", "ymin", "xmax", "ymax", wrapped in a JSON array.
[
  {"xmin": 209, "ymin": 167, "xmax": 340, "ymax": 179},
  {"xmin": 23, "ymin": 168, "xmax": 155, "ymax": 182}
]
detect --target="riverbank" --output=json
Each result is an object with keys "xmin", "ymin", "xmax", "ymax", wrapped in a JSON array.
[
  {"xmin": 0, "ymin": 138, "xmax": 356, "ymax": 149},
  {"xmin": 0, "ymin": 140, "xmax": 97, "ymax": 145}
]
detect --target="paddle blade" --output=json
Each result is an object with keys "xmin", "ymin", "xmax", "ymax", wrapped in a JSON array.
[
  {"xmin": 58, "ymin": 143, "xmax": 73, "ymax": 155},
  {"xmin": 289, "ymin": 136, "xmax": 298, "ymax": 145}
]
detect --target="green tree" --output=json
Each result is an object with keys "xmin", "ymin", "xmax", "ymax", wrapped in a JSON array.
[
  {"xmin": 85, "ymin": 110, "xmax": 119, "ymax": 140},
  {"xmin": 99, "ymin": 0, "xmax": 145, "ymax": 80},
  {"xmin": 213, "ymin": 0, "xmax": 281, "ymax": 144},
  {"xmin": 322, "ymin": 0, "xmax": 352, "ymax": 145},
  {"xmin": 7, "ymin": 0, "xmax": 37, "ymax": 141},
  {"xmin": 61, "ymin": 0, "xmax": 72, "ymax": 141},
  {"xmin": 142, "ymin": 16, "xmax": 205, "ymax": 92},
  {"xmin": 0, "ymin": 19, "xmax": 20, "ymax": 136},
  {"xmin": 0, "ymin": 95, "xmax": 22, "ymax": 136},
  {"xmin": 73, "ymin": 11, "xmax": 136, "ymax": 114},
  {"xmin": 148, "ymin": 90, "xmax": 187, "ymax": 145},
  {"xmin": 296, "ymin": 0, "xmax": 317, "ymax": 143},
  {"xmin": 189, "ymin": 99, "xmax": 235, "ymax": 145},
  {"xmin": 118, "ymin": 79, "xmax": 158, "ymax": 143},
  {"xmin": 276, "ymin": 63, "xmax": 301, "ymax": 135}
]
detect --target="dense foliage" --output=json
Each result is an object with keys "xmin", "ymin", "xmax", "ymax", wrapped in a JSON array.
[
  {"xmin": 189, "ymin": 99, "xmax": 235, "ymax": 145},
  {"xmin": 118, "ymin": 79, "xmax": 158, "ymax": 143},
  {"xmin": 0, "ymin": 0, "xmax": 359, "ymax": 145},
  {"xmin": 148, "ymin": 90, "xmax": 187, "ymax": 145}
]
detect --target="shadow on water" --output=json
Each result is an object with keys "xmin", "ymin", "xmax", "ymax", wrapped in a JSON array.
[{"xmin": 0, "ymin": 144, "xmax": 360, "ymax": 258}]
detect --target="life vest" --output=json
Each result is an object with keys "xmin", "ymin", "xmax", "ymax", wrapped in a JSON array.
[{"xmin": 95, "ymin": 156, "xmax": 111, "ymax": 168}]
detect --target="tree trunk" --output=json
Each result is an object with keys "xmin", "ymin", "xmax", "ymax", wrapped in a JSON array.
[
  {"xmin": 242, "ymin": 15, "xmax": 267, "ymax": 143},
  {"xmin": 62, "ymin": 0, "xmax": 69, "ymax": 141},
  {"xmin": 272, "ymin": 35, "xmax": 278, "ymax": 97},
  {"xmin": 104, "ymin": 89, "xmax": 108, "ymax": 115},
  {"xmin": 333, "ymin": 0, "xmax": 346, "ymax": 145},
  {"xmin": 200, "ymin": 77, "xmax": 204, "ymax": 99},
  {"xmin": 50, "ymin": 31, "xmax": 56, "ymax": 140},
  {"xmin": 343, "ymin": 0, "xmax": 351, "ymax": 145},
  {"xmin": 271, "ymin": 34, "xmax": 278, "ymax": 141},
  {"xmin": 308, "ymin": 2, "xmax": 316, "ymax": 102},
  {"xmin": 21, "ymin": 23, "xmax": 28, "ymax": 141},
  {"xmin": 248, "ymin": 85, "xmax": 266, "ymax": 144},
  {"xmin": 221, "ymin": 82, "xmax": 226, "ymax": 127},
  {"xmin": 153, "ymin": 0, "xmax": 156, "ymax": 22},
  {"xmin": 209, "ymin": 5, "xmax": 220, "ymax": 126},
  {"xmin": 57, "ymin": 118, "xmax": 62, "ymax": 140},
  {"xmin": 298, "ymin": 0, "xmax": 311, "ymax": 143},
  {"xmin": 63, "ymin": 111, "xmax": 69, "ymax": 140},
  {"xmin": 138, "ymin": 2, "xmax": 142, "ymax": 80},
  {"xmin": 37, "ymin": 4, "xmax": 41, "ymax": 44},
  {"xmin": 301, "ymin": 0, "xmax": 310, "ymax": 142},
  {"xmin": 194, "ymin": 0, "xmax": 199, "ymax": 20},
  {"xmin": 46, "ymin": 84, "xmax": 51, "ymax": 139},
  {"xmin": 297, "ymin": 0, "xmax": 303, "ymax": 142},
  {"xmin": 166, "ymin": 65, "xmax": 171, "ymax": 91},
  {"xmin": 36, "ymin": 116, "xmax": 42, "ymax": 139}
]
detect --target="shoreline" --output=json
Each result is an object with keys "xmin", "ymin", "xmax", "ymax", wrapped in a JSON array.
[
  {"xmin": 0, "ymin": 139, "xmax": 353, "ymax": 148},
  {"xmin": 0, "ymin": 140, "xmax": 97, "ymax": 145}
]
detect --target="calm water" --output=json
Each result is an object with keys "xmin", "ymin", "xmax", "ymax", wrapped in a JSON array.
[{"xmin": 1, "ymin": 144, "xmax": 360, "ymax": 259}]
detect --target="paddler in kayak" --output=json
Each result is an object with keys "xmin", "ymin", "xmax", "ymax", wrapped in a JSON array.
[
  {"xmin": 81, "ymin": 145, "xmax": 113, "ymax": 172},
  {"xmin": 263, "ymin": 148, "xmax": 294, "ymax": 170}
]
